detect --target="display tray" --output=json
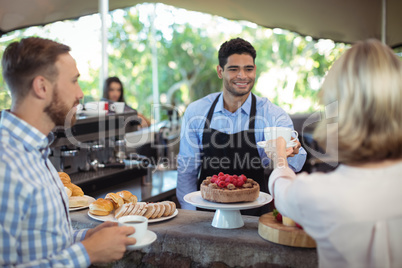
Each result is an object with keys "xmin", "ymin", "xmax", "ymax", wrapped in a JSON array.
[{"xmin": 258, "ymin": 212, "xmax": 316, "ymax": 248}]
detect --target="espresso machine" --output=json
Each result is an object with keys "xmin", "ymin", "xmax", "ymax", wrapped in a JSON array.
[{"xmin": 49, "ymin": 111, "xmax": 142, "ymax": 185}]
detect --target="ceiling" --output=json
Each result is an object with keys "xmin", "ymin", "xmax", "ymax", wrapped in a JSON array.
[{"xmin": 1, "ymin": 0, "xmax": 401, "ymax": 48}]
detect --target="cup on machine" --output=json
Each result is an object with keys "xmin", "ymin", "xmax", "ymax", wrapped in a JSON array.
[
  {"xmin": 84, "ymin": 101, "xmax": 108, "ymax": 115},
  {"xmin": 110, "ymin": 102, "xmax": 125, "ymax": 114}
]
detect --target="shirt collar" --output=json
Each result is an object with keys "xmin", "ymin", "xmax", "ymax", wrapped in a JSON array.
[
  {"xmin": 215, "ymin": 92, "xmax": 253, "ymax": 116},
  {"xmin": 0, "ymin": 110, "xmax": 51, "ymax": 152}
]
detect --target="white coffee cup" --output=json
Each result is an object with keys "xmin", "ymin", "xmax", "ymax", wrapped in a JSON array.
[
  {"xmin": 264, "ymin": 127, "xmax": 298, "ymax": 144},
  {"xmin": 110, "ymin": 102, "xmax": 125, "ymax": 114},
  {"xmin": 118, "ymin": 215, "xmax": 148, "ymax": 244}
]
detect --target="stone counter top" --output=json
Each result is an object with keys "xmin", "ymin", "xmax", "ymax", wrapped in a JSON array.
[{"xmin": 71, "ymin": 209, "xmax": 318, "ymax": 268}]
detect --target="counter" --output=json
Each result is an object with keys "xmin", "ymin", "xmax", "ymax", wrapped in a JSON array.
[
  {"xmin": 71, "ymin": 209, "xmax": 318, "ymax": 268},
  {"xmin": 75, "ymin": 168, "xmax": 178, "ymax": 203}
]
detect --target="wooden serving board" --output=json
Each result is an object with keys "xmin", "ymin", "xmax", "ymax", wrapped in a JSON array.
[{"xmin": 258, "ymin": 212, "xmax": 316, "ymax": 248}]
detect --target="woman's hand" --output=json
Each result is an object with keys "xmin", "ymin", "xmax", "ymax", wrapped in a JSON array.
[
  {"xmin": 264, "ymin": 137, "xmax": 290, "ymax": 169},
  {"xmin": 287, "ymin": 138, "xmax": 301, "ymax": 157}
]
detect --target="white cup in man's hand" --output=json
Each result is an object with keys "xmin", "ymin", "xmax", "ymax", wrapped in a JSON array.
[
  {"xmin": 117, "ymin": 215, "xmax": 148, "ymax": 245},
  {"xmin": 110, "ymin": 102, "xmax": 125, "ymax": 114}
]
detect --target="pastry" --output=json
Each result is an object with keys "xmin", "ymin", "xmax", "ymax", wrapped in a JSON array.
[
  {"xmin": 105, "ymin": 193, "xmax": 124, "ymax": 209},
  {"xmin": 143, "ymin": 203, "xmax": 156, "ymax": 219},
  {"xmin": 71, "ymin": 184, "xmax": 84, "ymax": 196},
  {"xmin": 200, "ymin": 173, "xmax": 260, "ymax": 203},
  {"xmin": 69, "ymin": 196, "xmax": 88, "ymax": 207},
  {"xmin": 161, "ymin": 201, "xmax": 171, "ymax": 217},
  {"xmin": 151, "ymin": 203, "xmax": 161, "ymax": 219},
  {"xmin": 116, "ymin": 190, "xmax": 138, "ymax": 204},
  {"xmin": 115, "ymin": 203, "xmax": 130, "ymax": 219},
  {"xmin": 89, "ymin": 198, "xmax": 114, "ymax": 216},
  {"xmin": 166, "ymin": 201, "xmax": 176, "ymax": 216},
  {"xmin": 64, "ymin": 187, "xmax": 72, "ymax": 198},
  {"xmin": 58, "ymin": 172, "xmax": 71, "ymax": 185}
]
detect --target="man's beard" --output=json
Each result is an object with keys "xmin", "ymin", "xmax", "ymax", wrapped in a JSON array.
[{"xmin": 44, "ymin": 85, "xmax": 77, "ymax": 127}]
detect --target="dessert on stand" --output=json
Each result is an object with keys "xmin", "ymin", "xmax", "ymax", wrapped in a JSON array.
[
  {"xmin": 186, "ymin": 173, "xmax": 272, "ymax": 229},
  {"xmin": 184, "ymin": 191, "xmax": 272, "ymax": 229}
]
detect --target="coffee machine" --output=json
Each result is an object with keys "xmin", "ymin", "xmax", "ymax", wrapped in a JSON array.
[{"xmin": 49, "ymin": 111, "xmax": 142, "ymax": 184}]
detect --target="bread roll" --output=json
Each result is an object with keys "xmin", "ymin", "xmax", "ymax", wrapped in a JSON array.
[
  {"xmin": 71, "ymin": 184, "xmax": 84, "ymax": 196},
  {"xmin": 64, "ymin": 187, "xmax": 72, "ymax": 198},
  {"xmin": 58, "ymin": 172, "xmax": 71, "ymax": 185},
  {"xmin": 69, "ymin": 196, "xmax": 88, "ymax": 208},
  {"xmin": 105, "ymin": 193, "xmax": 124, "ymax": 209},
  {"xmin": 116, "ymin": 190, "xmax": 138, "ymax": 204},
  {"xmin": 89, "ymin": 198, "xmax": 114, "ymax": 216},
  {"xmin": 64, "ymin": 183, "xmax": 74, "ymax": 192}
]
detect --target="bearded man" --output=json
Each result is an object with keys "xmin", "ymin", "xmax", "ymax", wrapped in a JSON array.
[{"xmin": 0, "ymin": 37, "xmax": 135, "ymax": 267}]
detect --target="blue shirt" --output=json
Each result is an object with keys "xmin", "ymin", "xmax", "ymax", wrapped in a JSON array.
[
  {"xmin": 0, "ymin": 111, "xmax": 90, "ymax": 267},
  {"xmin": 177, "ymin": 93, "xmax": 307, "ymax": 210}
]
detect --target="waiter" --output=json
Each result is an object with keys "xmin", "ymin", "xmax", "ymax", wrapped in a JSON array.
[{"xmin": 176, "ymin": 38, "xmax": 307, "ymax": 216}]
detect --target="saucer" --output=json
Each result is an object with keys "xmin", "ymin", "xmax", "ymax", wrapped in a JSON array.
[
  {"xmin": 257, "ymin": 140, "xmax": 297, "ymax": 149},
  {"xmin": 126, "ymin": 230, "xmax": 157, "ymax": 250}
]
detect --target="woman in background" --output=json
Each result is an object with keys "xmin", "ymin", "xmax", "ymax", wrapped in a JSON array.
[
  {"xmin": 266, "ymin": 39, "xmax": 402, "ymax": 268},
  {"xmin": 103, "ymin": 76, "xmax": 151, "ymax": 128}
]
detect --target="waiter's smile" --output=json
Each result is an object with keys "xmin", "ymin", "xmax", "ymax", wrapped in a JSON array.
[{"xmin": 233, "ymin": 81, "xmax": 251, "ymax": 89}]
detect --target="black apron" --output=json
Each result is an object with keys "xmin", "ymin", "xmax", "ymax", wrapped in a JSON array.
[{"xmin": 197, "ymin": 93, "xmax": 269, "ymax": 216}]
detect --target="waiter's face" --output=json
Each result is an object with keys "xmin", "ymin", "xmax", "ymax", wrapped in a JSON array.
[
  {"xmin": 44, "ymin": 53, "xmax": 83, "ymax": 126},
  {"xmin": 217, "ymin": 53, "xmax": 256, "ymax": 97}
]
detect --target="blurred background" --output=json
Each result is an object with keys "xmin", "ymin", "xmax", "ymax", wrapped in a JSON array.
[{"xmin": 0, "ymin": 3, "xmax": 354, "ymax": 122}]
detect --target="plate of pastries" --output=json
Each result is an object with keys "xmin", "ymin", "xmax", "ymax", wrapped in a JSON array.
[
  {"xmin": 58, "ymin": 172, "xmax": 96, "ymax": 211},
  {"xmin": 88, "ymin": 190, "xmax": 178, "ymax": 223}
]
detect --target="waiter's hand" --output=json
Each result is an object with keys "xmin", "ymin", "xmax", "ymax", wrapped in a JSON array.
[{"xmin": 287, "ymin": 138, "xmax": 301, "ymax": 157}]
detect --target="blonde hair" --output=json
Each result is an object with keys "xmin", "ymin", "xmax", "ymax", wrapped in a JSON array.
[{"xmin": 314, "ymin": 39, "xmax": 402, "ymax": 164}]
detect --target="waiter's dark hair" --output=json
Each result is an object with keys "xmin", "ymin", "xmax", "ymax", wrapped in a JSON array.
[
  {"xmin": 103, "ymin": 76, "xmax": 126, "ymax": 102},
  {"xmin": 218, "ymin": 38, "xmax": 256, "ymax": 69},
  {"xmin": 2, "ymin": 37, "xmax": 70, "ymax": 104}
]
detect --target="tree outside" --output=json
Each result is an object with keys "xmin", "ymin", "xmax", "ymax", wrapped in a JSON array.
[{"xmin": 0, "ymin": 3, "xmax": 351, "ymax": 121}]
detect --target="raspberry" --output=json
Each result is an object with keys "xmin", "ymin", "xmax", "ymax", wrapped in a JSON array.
[
  {"xmin": 218, "ymin": 172, "xmax": 224, "ymax": 177},
  {"xmin": 225, "ymin": 177, "xmax": 234, "ymax": 183},
  {"xmin": 218, "ymin": 181, "xmax": 226, "ymax": 188}
]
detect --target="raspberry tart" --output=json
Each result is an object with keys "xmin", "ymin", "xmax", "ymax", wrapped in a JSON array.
[{"xmin": 200, "ymin": 173, "xmax": 260, "ymax": 203}]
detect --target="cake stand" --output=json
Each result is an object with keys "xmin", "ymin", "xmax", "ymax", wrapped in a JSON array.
[{"xmin": 184, "ymin": 191, "xmax": 272, "ymax": 229}]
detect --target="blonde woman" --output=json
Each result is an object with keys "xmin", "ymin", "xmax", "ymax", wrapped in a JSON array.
[{"xmin": 266, "ymin": 39, "xmax": 402, "ymax": 268}]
